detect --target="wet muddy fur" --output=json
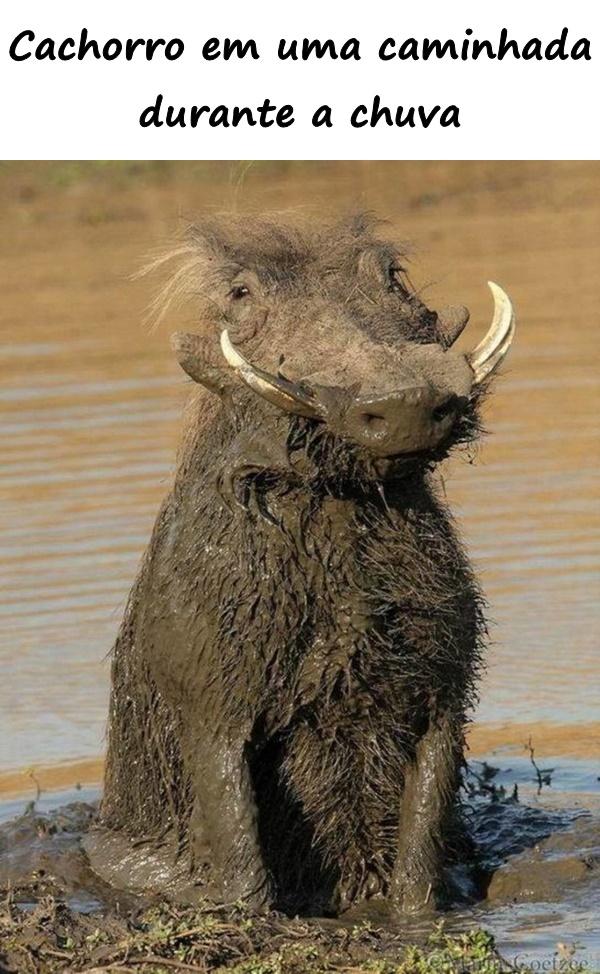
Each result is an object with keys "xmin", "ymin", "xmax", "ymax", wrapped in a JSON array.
[{"xmin": 97, "ymin": 213, "xmax": 489, "ymax": 916}]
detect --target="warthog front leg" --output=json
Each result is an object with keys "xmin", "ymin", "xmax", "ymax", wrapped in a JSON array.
[
  {"xmin": 189, "ymin": 730, "xmax": 273, "ymax": 911},
  {"xmin": 390, "ymin": 711, "xmax": 462, "ymax": 913}
]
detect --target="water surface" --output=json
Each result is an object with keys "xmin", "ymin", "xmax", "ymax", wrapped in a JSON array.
[{"xmin": 1, "ymin": 161, "xmax": 598, "ymax": 773}]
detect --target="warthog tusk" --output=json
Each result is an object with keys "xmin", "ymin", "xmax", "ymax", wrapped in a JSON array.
[
  {"xmin": 220, "ymin": 330, "xmax": 322, "ymax": 418},
  {"xmin": 468, "ymin": 282, "xmax": 516, "ymax": 384}
]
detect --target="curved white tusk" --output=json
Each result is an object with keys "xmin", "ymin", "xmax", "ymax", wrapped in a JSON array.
[
  {"xmin": 467, "ymin": 282, "xmax": 516, "ymax": 384},
  {"xmin": 220, "ymin": 330, "xmax": 321, "ymax": 418},
  {"xmin": 220, "ymin": 329, "xmax": 253, "ymax": 372}
]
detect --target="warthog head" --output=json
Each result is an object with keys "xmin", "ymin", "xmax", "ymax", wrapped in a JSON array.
[{"xmin": 161, "ymin": 214, "xmax": 514, "ymax": 487}]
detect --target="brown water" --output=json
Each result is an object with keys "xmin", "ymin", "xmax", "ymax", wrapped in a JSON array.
[{"xmin": 1, "ymin": 161, "xmax": 599, "ymax": 781}]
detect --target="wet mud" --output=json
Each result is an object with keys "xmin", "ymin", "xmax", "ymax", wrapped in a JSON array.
[
  {"xmin": 1, "ymin": 776, "xmax": 598, "ymax": 969},
  {"xmin": 3, "ymin": 789, "xmax": 597, "ymax": 913}
]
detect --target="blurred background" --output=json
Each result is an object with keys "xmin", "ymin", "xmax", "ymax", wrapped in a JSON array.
[{"xmin": 0, "ymin": 161, "xmax": 598, "ymax": 794}]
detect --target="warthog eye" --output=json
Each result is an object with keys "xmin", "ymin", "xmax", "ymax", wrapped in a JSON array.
[
  {"xmin": 388, "ymin": 264, "xmax": 409, "ymax": 297},
  {"xmin": 229, "ymin": 284, "xmax": 250, "ymax": 300}
]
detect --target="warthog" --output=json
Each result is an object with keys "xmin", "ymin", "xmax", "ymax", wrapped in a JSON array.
[{"xmin": 86, "ymin": 214, "xmax": 515, "ymax": 915}]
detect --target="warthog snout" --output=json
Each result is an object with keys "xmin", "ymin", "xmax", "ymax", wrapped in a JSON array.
[
  {"xmin": 218, "ymin": 281, "xmax": 514, "ymax": 458},
  {"xmin": 342, "ymin": 388, "xmax": 467, "ymax": 457}
]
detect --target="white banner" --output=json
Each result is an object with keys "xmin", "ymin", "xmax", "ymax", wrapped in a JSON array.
[{"xmin": 1, "ymin": 0, "xmax": 597, "ymax": 159}]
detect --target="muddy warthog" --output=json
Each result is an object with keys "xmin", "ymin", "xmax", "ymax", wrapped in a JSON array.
[{"xmin": 86, "ymin": 214, "xmax": 515, "ymax": 915}]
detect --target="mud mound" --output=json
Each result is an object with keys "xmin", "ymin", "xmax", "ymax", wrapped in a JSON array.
[{"xmin": 485, "ymin": 815, "xmax": 600, "ymax": 904}]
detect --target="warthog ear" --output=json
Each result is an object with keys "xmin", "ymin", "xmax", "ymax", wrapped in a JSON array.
[{"xmin": 171, "ymin": 332, "xmax": 235, "ymax": 397}]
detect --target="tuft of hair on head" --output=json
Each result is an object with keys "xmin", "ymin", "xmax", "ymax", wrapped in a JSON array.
[
  {"xmin": 134, "ymin": 214, "xmax": 312, "ymax": 330},
  {"xmin": 134, "ymin": 210, "xmax": 414, "ymax": 331},
  {"xmin": 134, "ymin": 234, "xmax": 210, "ymax": 332}
]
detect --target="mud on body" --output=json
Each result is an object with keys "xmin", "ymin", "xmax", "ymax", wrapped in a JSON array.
[{"xmin": 89, "ymin": 213, "xmax": 515, "ymax": 916}]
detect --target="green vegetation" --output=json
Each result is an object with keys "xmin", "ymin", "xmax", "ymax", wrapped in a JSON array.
[
  {"xmin": 0, "ymin": 893, "xmax": 550, "ymax": 974},
  {"xmin": 0, "ymin": 159, "xmax": 311, "ymax": 192}
]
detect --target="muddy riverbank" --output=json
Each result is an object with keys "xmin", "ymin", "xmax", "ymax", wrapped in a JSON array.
[{"xmin": 1, "ymin": 759, "xmax": 599, "ymax": 971}]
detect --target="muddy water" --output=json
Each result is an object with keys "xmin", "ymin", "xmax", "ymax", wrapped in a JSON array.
[
  {"xmin": 0, "ymin": 161, "xmax": 599, "ymax": 961},
  {"xmin": 0, "ymin": 167, "xmax": 598, "ymax": 746}
]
